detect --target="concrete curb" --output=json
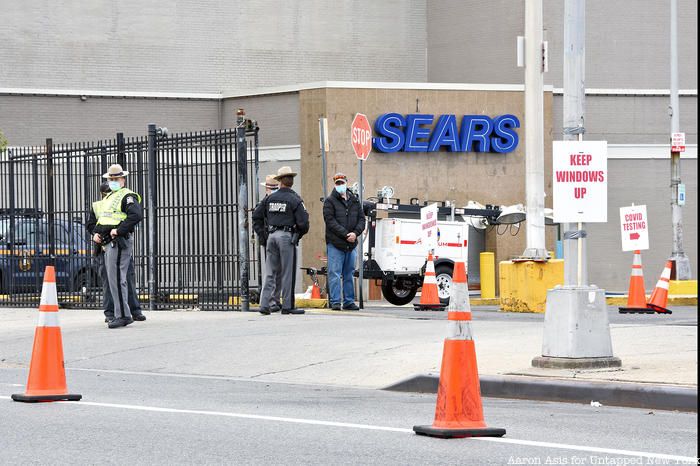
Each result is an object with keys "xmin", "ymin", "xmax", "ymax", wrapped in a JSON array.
[
  {"xmin": 605, "ymin": 295, "xmax": 697, "ymax": 306},
  {"xmin": 383, "ymin": 373, "xmax": 698, "ymax": 412}
]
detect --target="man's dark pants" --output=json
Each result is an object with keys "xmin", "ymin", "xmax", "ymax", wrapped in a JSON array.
[{"xmin": 100, "ymin": 252, "xmax": 141, "ymax": 320}]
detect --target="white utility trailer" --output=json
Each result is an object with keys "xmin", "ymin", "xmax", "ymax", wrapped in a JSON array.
[{"xmin": 363, "ymin": 200, "xmax": 501, "ymax": 305}]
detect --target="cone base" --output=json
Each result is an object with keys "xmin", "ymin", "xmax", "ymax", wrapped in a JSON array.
[
  {"xmin": 413, "ymin": 424, "xmax": 506, "ymax": 439},
  {"xmin": 618, "ymin": 307, "xmax": 656, "ymax": 314},
  {"xmin": 413, "ymin": 303, "xmax": 446, "ymax": 311},
  {"xmin": 647, "ymin": 304, "xmax": 672, "ymax": 315},
  {"xmin": 12, "ymin": 393, "xmax": 82, "ymax": 403}
]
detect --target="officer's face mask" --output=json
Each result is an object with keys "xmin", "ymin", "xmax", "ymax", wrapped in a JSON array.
[
  {"xmin": 335, "ymin": 183, "xmax": 347, "ymax": 195},
  {"xmin": 108, "ymin": 180, "xmax": 122, "ymax": 192}
]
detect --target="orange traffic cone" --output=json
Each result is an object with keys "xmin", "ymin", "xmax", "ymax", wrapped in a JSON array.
[
  {"xmin": 413, "ymin": 252, "xmax": 446, "ymax": 311},
  {"xmin": 12, "ymin": 266, "xmax": 82, "ymax": 403},
  {"xmin": 414, "ymin": 261, "xmax": 505, "ymax": 438},
  {"xmin": 311, "ymin": 282, "xmax": 322, "ymax": 299},
  {"xmin": 619, "ymin": 250, "xmax": 653, "ymax": 314},
  {"xmin": 646, "ymin": 260, "xmax": 673, "ymax": 315}
]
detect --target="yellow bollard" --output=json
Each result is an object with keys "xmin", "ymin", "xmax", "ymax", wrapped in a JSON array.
[{"xmin": 480, "ymin": 252, "xmax": 496, "ymax": 299}]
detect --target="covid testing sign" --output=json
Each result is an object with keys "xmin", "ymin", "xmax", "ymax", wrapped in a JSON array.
[
  {"xmin": 619, "ymin": 205, "xmax": 649, "ymax": 251},
  {"xmin": 553, "ymin": 141, "xmax": 608, "ymax": 223}
]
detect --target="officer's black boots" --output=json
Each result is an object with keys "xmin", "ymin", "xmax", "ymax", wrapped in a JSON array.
[{"xmin": 108, "ymin": 317, "xmax": 134, "ymax": 328}]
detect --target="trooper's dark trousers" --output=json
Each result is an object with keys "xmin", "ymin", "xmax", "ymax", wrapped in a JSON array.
[
  {"xmin": 104, "ymin": 236, "xmax": 135, "ymax": 320},
  {"xmin": 100, "ymin": 252, "xmax": 141, "ymax": 320},
  {"xmin": 259, "ymin": 230, "xmax": 297, "ymax": 311}
]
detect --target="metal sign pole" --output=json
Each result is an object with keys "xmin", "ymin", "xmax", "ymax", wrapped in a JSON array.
[
  {"xmin": 358, "ymin": 159, "xmax": 364, "ymax": 309},
  {"xmin": 236, "ymin": 114, "xmax": 250, "ymax": 313},
  {"xmin": 320, "ymin": 117, "xmax": 329, "ymax": 201}
]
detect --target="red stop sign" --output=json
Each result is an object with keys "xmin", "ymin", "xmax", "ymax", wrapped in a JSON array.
[{"xmin": 351, "ymin": 113, "xmax": 372, "ymax": 161}]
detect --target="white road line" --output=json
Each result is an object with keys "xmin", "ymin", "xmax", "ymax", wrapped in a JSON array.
[{"xmin": 1, "ymin": 396, "xmax": 695, "ymax": 462}]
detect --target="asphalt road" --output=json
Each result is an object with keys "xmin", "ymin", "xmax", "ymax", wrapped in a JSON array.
[{"xmin": 1, "ymin": 368, "xmax": 697, "ymax": 465}]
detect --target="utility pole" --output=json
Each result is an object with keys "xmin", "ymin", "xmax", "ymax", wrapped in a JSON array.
[
  {"xmin": 669, "ymin": 0, "xmax": 691, "ymax": 280},
  {"xmin": 561, "ymin": 0, "xmax": 586, "ymax": 287},
  {"xmin": 521, "ymin": 0, "xmax": 548, "ymax": 260},
  {"xmin": 532, "ymin": 0, "xmax": 620, "ymax": 370},
  {"xmin": 236, "ymin": 109, "xmax": 250, "ymax": 313}
]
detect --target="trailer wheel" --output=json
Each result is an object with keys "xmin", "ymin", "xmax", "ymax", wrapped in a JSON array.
[
  {"xmin": 381, "ymin": 280, "xmax": 417, "ymax": 306},
  {"xmin": 434, "ymin": 263, "xmax": 454, "ymax": 305}
]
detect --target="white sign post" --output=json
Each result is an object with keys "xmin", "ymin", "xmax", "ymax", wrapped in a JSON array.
[
  {"xmin": 420, "ymin": 203, "xmax": 439, "ymax": 253},
  {"xmin": 553, "ymin": 141, "xmax": 608, "ymax": 223},
  {"xmin": 619, "ymin": 205, "xmax": 649, "ymax": 252}
]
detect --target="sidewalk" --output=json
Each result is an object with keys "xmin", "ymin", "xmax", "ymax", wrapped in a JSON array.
[{"xmin": 0, "ymin": 303, "xmax": 696, "ymax": 408}]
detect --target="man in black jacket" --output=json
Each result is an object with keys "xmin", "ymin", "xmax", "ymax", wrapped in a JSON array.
[
  {"xmin": 322, "ymin": 173, "xmax": 366, "ymax": 311},
  {"xmin": 252, "ymin": 166, "xmax": 309, "ymax": 315},
  {"xmin": 253, "ymin": 174, "xmax": 281, "ymax": 312},
  {"xmin": 93, "ymin": 164, "xmax": 144, "ymax": 328},
  {"xmin": 86, "ymin": 181, "xmax": 144, "ymax": 323}
]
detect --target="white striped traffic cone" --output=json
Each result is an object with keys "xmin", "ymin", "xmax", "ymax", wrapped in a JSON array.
[
  {"xmin": 414, "ymin": 252, "xmax": 446, "ymax": 311},
  {"xmin": 413, "ymin": 260, "xmax": 505, "ymax": 438},
  {"xmin": 646, "ymin": 260, "xmax": 673, "ymax": 315},
  {"xmin": 619, "ymin": 250, "xmax": 652, "ymax": 314},
  {"xmin": 12, "ymin": 266, "xmax": 82, "ymax": 402}
]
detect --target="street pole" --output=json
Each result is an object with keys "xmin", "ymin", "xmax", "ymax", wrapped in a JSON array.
[
  {"xmin": 522, "ymin": 0, "xmax": 547, "ymax": 260},
  {"xmin": 358, "ymin": 159, "xmax": 364, "ymax": 309},
  {"xmin": 562, "ymin": 0, "xmax": 587, "ymax": 287},
  {"xmin": 236, "ymin": 110, "xmax": 250, "ymax": 313},
  {"xmin": 147, "ymin": 124, "xmax": 158, "ymax": 311},
  {"xmin": 532, "ymin": 0, "xmax": 620, "ymax": 370},
  {"xmin": 320, "ymin": 117, "xmax": 329, "ymax": 201},
  {"xmin": 669, "ymin": 0, "xmax": 691, "ymax": 280}
]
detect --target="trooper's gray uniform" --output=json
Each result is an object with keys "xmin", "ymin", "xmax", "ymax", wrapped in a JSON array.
[
  {"xmin": 252, "ymin": 186, "xmax": 309, "ymax": 313},
  {"xmin": 95, "ymin": 184, "xmax": 143, "ymax": 326}
]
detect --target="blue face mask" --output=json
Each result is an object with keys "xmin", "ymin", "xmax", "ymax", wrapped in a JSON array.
[
  {"xmin": 108, "ymin": 181, "xmax": 122, "ymax": 192},
  {"xmin": 335, "ymin": 184, "xmax": 347, "ymax": 195}
]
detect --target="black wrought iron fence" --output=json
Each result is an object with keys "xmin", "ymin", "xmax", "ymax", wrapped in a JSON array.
[{"xmin": 0, "ymin": 123, "xmax": 261, "ymax": 310}]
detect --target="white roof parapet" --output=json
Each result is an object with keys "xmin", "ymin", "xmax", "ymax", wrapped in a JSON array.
[
  {"xmin": 552, "ymin": 88, "xmax": 697, "ymax": 96},
  {"xmin": 0, "ymin": 88, "xmax": 221, "ymax": 100},
  {"xmin": 221, "ymin": 81, "xmax": 548, "ymax": 98},
  {"xmin": 2, "ymin": 84, "xmax": 696, "ymax": 100},
  {"xmin": 607, "ymin": 144, "xmax": 697, "ymax": 159}
]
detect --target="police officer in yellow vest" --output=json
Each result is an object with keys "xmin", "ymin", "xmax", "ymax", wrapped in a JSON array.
[
  {"xmin": 93, "ymin": 164, "xmax": 144, "ymax": 328},
  {"xmin": 86, "ymin": 181, "xmax": 144, "ymax": 324}
]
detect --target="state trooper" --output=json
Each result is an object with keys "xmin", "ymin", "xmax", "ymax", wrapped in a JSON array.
[
  {"xmin": 86, "ymin": 181, "xmax": 144, "ymax": 324},
  {"xmin": 253, "ymin": 174, "xmax": 282, "ymax": 312},
  {"xmin": 252, "ymin": 166, "xmax": 309, "ymax": 315},
  {"xmin": 93, "ymin": 164, "xmax": 144, "ymax": 328}
]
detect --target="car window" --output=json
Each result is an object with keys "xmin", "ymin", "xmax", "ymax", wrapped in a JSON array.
[
  {"xmin": 14, "ymin": 220, "xmax": 45, "ymax": 248},
  {"xmin": 0, "ymin": 219, "xmax": 7, "ymax": 244},
  {"xmin": 52, "ymin": 224, "xmax": 71, "ymax": 246}
]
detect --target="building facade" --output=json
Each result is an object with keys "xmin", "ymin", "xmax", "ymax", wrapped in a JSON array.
[{"xmin": 1, "ymin": 0, "xmax": 697, "ymax": 291}]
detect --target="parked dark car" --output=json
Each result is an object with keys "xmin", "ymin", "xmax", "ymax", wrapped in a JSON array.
[{"xmin": 0, "ymin": 211, "xmax": 98, "ymax": 294}]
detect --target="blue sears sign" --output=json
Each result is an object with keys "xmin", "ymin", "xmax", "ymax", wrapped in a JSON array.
[{"xmin": 372, "ymin": 113, "xmax": 520, "ymax": 154}]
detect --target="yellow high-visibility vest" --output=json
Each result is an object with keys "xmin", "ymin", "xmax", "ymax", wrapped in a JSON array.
[{"xmin": 96, "ymin": 188, "xmax": 141, "ymax": 226}]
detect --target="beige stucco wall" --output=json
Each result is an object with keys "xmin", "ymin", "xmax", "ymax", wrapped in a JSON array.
[{"xmin": 299, "ymin": 87, "xmax": 555, "ymax": 291}]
